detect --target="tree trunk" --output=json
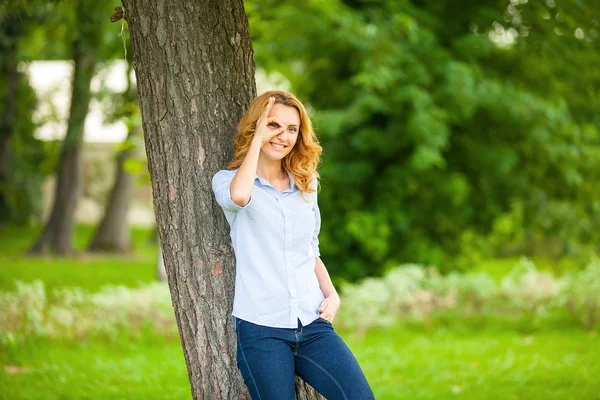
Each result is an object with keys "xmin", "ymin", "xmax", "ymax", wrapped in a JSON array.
[
  {"xmin": 124, "ymin": 0, "xmax": 322, "ymax": 398},
  {"xmin": 88, "ymin": 62, "xmax": 139, "ymax": 253},
  {"xmin": 0, "ymin": 15, "xmax": 20, "ymax": 227},
  {"xmin": 29, "ymin": 3, "xmax": 105, "ymax": 255},
  {"xmin": 86, "ymin": 127, "xmax": 138, "ymax": 252}
]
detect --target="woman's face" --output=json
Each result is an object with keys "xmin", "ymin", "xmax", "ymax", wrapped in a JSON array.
[{"xmin": 260, "ymin": 103, "xmax": 301, "ymax": 161}]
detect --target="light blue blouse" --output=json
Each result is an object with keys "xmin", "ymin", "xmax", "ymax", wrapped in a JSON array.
[
  {"xmin": 212, "ymin": 169, "xmax": 325, "ymax": 328},
  {"xmin": 211, "ymin": 168, "xmax": 324, "ymax": 328}
]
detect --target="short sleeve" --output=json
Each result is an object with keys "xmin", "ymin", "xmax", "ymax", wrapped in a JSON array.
[
  {"xmin": 311, "ymin": 178, "xmax": 321, "ymax": 258},
  {"xmin": 211, "ymin": 169, "xmax": 252, "ymax": 212}
]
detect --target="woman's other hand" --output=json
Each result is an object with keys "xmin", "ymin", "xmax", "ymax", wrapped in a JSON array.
[{"xmin": 318, "ymin": 294, "xmax": 340, "ymax": 322}]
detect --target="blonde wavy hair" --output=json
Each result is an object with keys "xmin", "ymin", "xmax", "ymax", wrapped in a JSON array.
[{"xmin": 227, "ymin": 90, "xmax": 322, "ymax": 198}]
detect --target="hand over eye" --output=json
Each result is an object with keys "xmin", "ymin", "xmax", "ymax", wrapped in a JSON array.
[{"xmin": 254, "ymin": 97, "xmax": 285, "ymax": 145}]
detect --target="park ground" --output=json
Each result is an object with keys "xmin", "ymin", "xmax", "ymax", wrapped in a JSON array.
[{"xmin": 1, "ymin": 226, "xmax": 598, "ymax": 400}]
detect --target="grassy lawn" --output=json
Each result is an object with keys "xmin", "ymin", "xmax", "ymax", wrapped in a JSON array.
[
  {"xmin": 350, "ymin": 325, "xmax": 600, "ymax": 400},
  {"xmin": 0, "ymin": 337, "xmax": 190, "ymax": 400},
  {"xmin": 1, "ymin": 224, "xmax": 598, "ymax": 399},
  {"xmin": 473, "ymin": 257, "xmax": 581, "ymax": 282},
  {"xmin": 0, "ymin": 224, "xmax": 158, "ymax": 293},
  {"xmin": 1, "ymin": 325, "xmax": 598, "ymax": 399}
]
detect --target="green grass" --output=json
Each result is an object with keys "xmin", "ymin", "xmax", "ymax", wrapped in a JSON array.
[
  {"xmin": 0, "ymin": 255, "xmax": 157, "ymax": 293},
  {"xmin": 0, "ymin": 336, "xmax": 190, "ymax": 400},
  {"xmin": 473, "ymin": 256, "xmax": 580, "ymax": 282},
  {"xmin": 0, "ymin": 224, "xmax": 158, "ymax": 293},
  {"xmin": 1, "ymin": 325, "xmax": 598, "ymax": 400},
  {"xmin": 350, "ymin": 325, "xmax": 600, "ymax": 400}
]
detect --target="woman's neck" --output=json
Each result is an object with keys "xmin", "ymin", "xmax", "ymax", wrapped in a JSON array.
[{"xmin": 257, "ymin": 157, "xmax": 286, "ymax": 181}]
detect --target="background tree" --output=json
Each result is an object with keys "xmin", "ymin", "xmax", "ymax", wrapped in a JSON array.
[
  {"xmin": 29, "ymin": 2, "xmax": 108, "ymax": 255},
  {"xmin": 87, "ymin": 48, "xmax": 142, "ymax": 253}
]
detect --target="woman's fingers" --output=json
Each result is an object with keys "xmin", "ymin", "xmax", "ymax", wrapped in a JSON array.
[
  {"xmin": 319, "ymin": 300, "xmax": 329, "ymax": 314},
  {"xmin": 255, "ymin": 98, "xmax": 278, "ymax": 137},
  {"xmin": 259, "ymin": 96, "xmax": 276, "ymax": 123},
  {"xmin": 266, "ymin": 116, "xmax": 285, "ymax": 130},
  {"xmin": 263, "ymin": 118, "xmax": 286, "ymax": 142},
  {"xmin": 320, "ymin": 313, "xmax": 334, "ymax": 322}
]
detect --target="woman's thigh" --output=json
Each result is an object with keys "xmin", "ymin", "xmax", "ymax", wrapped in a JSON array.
[
  {"xmin": 235, "ymin": 318, "xmax": 296, "ymax": 400},
  {"xmin": 295, "ymin": 318, "xmax": 375, "ymax": 400}
]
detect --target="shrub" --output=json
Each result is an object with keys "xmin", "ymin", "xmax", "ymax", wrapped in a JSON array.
[
  {"xmin": 2, "ymin": 257, "xmax": 598, "ymax": 343},
  {"xmin": 337, "ymin": 277, "xmax": 395, "ymax": 333},
  {"xmin": 0, "ymin": 281, "xmax": 177, "ymax": 344},
  {"xmin": 558, "ymin": 256, "xmax": 600, "ymax": 330},
  {"xmin": 0, "ymin": 280, "xmax": 47, "ymax": 342},
  {"xmin": 427, "ymin": 270, "xmax": 498, "ymax": 315},
  {"xmin": 499, "ymin": 257, "xmax": 563, "ymax": 323}
]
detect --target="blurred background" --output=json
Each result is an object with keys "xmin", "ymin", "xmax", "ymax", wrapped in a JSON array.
[{"xmin": 1, "ymin": 0, "xmax": 599, "ymax": 399}]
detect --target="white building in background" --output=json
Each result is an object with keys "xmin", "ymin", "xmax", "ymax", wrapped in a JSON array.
[{"xmin": 25, "ymin": 60, "xmax": 289, "ymax": 226}]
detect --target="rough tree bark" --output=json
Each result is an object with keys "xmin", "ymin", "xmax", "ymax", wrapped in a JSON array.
[
  {"xmin": 123, "ymin": 0, "xmax": 323, "ymax": 398},
  {"xmin": 29, "ymin": 3, "xmax": 105, "ymax": 255},
  {"xmin": 88, "ymin": 61, "xmax": 139, "ymax": 253}
]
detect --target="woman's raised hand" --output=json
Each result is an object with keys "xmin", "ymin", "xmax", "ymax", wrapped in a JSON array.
[{"xmin": 254, "ymin": 96, "xmax": 286, "ymax": 145}]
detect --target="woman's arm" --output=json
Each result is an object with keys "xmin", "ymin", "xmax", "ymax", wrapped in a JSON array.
[
  {"xmin": 315, "ymin": 257, "xmax": 340, "ymax": 321},
  {"xmin": 230, "ymin": 138, "xmax": 262, "ymax": 207}
]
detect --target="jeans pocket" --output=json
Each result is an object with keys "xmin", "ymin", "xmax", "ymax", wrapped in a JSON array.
[{"xmin": 318, "ymin": 316, "xmax": 333, "ymax": 326}]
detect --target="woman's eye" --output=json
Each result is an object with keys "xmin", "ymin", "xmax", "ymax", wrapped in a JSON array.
[
  {"xmin": 268, "ymin": 122, "xmax": 280, "ymax": 128},
  {"xmin": 289, "ymin": 128, "xmax": 297, "ymax": 133}
]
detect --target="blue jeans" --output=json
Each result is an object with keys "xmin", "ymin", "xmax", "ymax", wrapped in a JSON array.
[{"xmin": 234, "ymin": 316, "xmax": 375, "ymax": 400}]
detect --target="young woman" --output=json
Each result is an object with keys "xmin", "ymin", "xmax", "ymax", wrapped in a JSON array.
[{"xmin": 211, "ymin": 90, "xmax": 374, "ymax": 400}]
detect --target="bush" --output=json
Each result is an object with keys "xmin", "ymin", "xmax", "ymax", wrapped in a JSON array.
[
  {"xmin": 499, "ymin": 257, "xmax": 563, "ymax": 323},
  {"xmin": 427, "ymin": 270, "xmax": 498, "ymax": 315},
  {"xmin": 558, "ymin": 256, "xmax": 600, "ymax": 330},
  {"xmin": 0, "ymin": 280, "xmax": 177, "ymax": 344},
  {"xmin": 2, "ymin": 257, "xmax": 598, "ymax": 343},
  {"xmin": 337, "ymin": 258, "xmax": 598, "ymax": 334}
]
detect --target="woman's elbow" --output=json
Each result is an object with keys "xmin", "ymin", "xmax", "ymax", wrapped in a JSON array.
[{"xmin": 231, "ymin": 192, "xmax": 250, "ymax": 207}]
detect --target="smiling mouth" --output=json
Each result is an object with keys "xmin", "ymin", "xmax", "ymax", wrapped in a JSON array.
[{"xmin": 270, "ymin": 142, "xmax": 288, "ymax": 150}]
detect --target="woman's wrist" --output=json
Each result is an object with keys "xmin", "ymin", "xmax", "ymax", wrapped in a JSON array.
[
  {"xmin": 326, "ymin": 292, "xmax": 340, "ymax": 301},
  {"xmin": 251, "ymin": 136, "xmax": 265, "ymax": 147}
]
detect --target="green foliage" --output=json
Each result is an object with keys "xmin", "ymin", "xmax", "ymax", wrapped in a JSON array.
[
  {"xmin": 248, "ymin": 0, "xmax": 600, "ymax": 280},
  {"xmin": 14, "ymin": 1, "xmax": 127, "ymax": 62}
]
